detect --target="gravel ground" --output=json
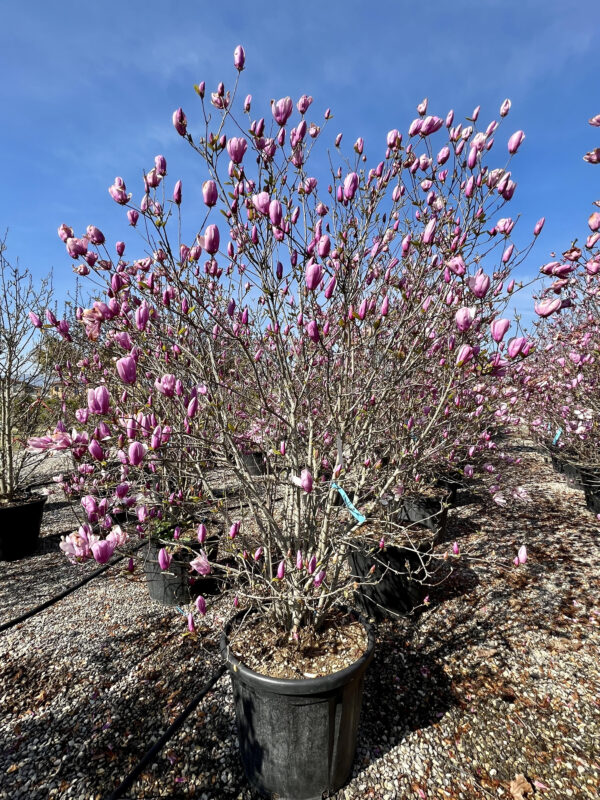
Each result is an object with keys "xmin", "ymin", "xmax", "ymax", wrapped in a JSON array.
[{"xmin": 0, "ymin": 440, "xmax": 598, "ymax": 799}]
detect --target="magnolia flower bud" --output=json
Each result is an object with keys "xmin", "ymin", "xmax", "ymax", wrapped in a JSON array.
[
  {"xmin": 507, "ymin": 130, "xmax": 525, "ymax": 154},
  {"xmin": 204, "ymin": 224, "xmax": 220, "ymax": 255},
  {"xmin": 172, "ymin": 107, "xmax": 187, "ymax": 136},
  {"xmin": 128, "ymin": 441, "xmax": 146, "ymax": 466},
  {"xmin": 233, "ymin": 44, "xmax": 245, "ymax": 70},
  {"xmin": 305, "ymin": 259, "xmax": 323, "ymax": 291},
  {"xmin": 343, "ymin": 172, "xmax": 359, "ymax": 200},
  {"xmin": 456, "ymin": 344, "xmax": 474, "ymax": 367},
  {"xmin": 195, "ymin": 595, "xmax": 207, "ymax": 615},
  {"xmin": 158, "ymin": 548, "xmax": 172, "ymax": 570}
]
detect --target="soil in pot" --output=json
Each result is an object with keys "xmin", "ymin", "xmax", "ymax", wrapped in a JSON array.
[
  {"xmin": 348, "ymin": 520, "xmax": 430, "ymax": 618},
  {"xmin": 221, "ymin": 607, "xmax": 375, "ymax": 800},
  {"xmin": 0, "ymin": 493, "xmax": 47, "ymax": 561}
]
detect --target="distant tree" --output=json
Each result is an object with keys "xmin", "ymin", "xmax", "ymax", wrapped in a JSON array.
[{"xmin": 0, "ymin": 236, "xmax": 65, "ymax": 500}]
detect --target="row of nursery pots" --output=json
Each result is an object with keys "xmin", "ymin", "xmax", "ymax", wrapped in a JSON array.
[{"xmin": 546, "ymin": 445, "xmax": 600, "ymax": 515}]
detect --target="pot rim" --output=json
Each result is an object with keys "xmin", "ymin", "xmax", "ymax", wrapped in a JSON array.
[
  {"xmin": 0, "ymin": 491, "xmax": 48, "ymax": 508},
  {"xmin": 220, "ymin": 605, "xmax": 375, "ymax": 696}
]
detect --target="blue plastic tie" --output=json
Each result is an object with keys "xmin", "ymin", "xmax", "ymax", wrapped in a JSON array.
[
  {"xmin": 331, "ymin": 482, "xmax": 366, "ymax": 525},
  {"xmin": 553, "ymin": 427, "xmax": 563, "ymax": 445},
  {"xmin": 175, "ymin": 606, "xmax": 187, "ymax": 617}
]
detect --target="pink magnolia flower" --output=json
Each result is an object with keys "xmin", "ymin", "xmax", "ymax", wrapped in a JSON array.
[
  {"xmin": 343, "ymin": 172, "xmax": 359, "ymax": 200},
  {"xmin": 313, "ymin": 570, "xmax": 326, "ymax": 588},
  {"xmin": 203, "ymin": 224, "xmax": 220, "ymax": 255},
  {"xmin": 507, "ymin": 337, "xmax": 526, "ymax": 359},
  {"xmin": 422, "ymin": 218, "xmax": 437, "ymax": 245},
  {"xmin": 297, "ymin": 94, "xmax": 313, "ymax": 114},
  {"xmin": 116, "ymin": 356, "xmax": 136, "ymax": 385},
  {"xmin": 227, "ymin": 137, "xmax": 248, "ymax": 164},
  {"xmin": 128, "ymin": 441, "xmax": 147, "ymax": 467},
  {"xmin": 508, "ymin": 130, "xmax": 525, "ymax": 154},
  {"xmin": 534, "ymin": 297, "xmax": 562, "ymax": 318},
  {"xmin": 197, "ymin": 523, "xmax": 207, "ymax": 544},
  {"xmin": 107, "ymin": 522, "xmax": 128, "ymax": 549},
  {"xmin": 447, "ymin": 255, "xmax": 466, "ymax": 276},
  {"xmin": 292, "ymin": 469, "xmax": 313, "ymax": 493},
  {"xmin": 455, "ymin": 306, "xmax": 475, "ymax": 332},
  {"xmin": 202, "ymin": 180, "xmax": 218, "ymax": 207},
  {"xmin": 305, "ymin": 259, "xmax": 323, "ymax": 291},
  {"xmin": 248, "ymin": 191, "xmax": 268, "ymax": 216},
  {"xmin": 91, "ymin": 539, "xmax": 116, "ymax": 564},
  {"xmin": 172, "ymin": 108, "xmax": 187, "ymax": 136},
  {"xmin": 233, "ymin": 44, "xmax": 245, "ymax": 70},
  {"xmin": 158, "ymin": 548, "xmax": 172, "ymax": 571},
  {"xmin": 467, "ymin": 271, "xmax": 491, "ymax": 298},
  {"xmin": 87, "ymin": 386, "xmax": 110, "ymax": 415},
  {"xmin": 517, "ymin": 545, "xmax": 527, "ymax": 564},
  {"xmin": 583, "ymin": 148, "xmax": 600, "ymax": 164},
  {"xmin": 277, "ymin": 560, "xmax": 286, "ymax": 580},
  {"xmin": 88, "ymin": 439, "xmax": 104, "ymax": 461},
  {"xmin": 456, "ymin": 344, "xmax": 475, "ymax": 367},
  {"xmin": 108, "ymin": 177, "xmax": 131, "ymax": 205},
  {"xmin": 60, "ymin": 526, "xmax": 96, "ymax": 563},
  {"xmin": 271, "ymin": 97, "xmax": 293, "ymax": 126},
  {"xmin": 154, "ymin": 374, "xmax": 176, "ymax": 396},
  {"xmin": 190, "ymin": 551, "xmax": 211, "ymax": 575},
  {"xmin": 490, "ymin": 318, "xmax": 511, "ymax": 343}
]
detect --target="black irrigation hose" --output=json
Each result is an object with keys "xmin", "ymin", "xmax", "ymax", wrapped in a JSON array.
[
  {"xmin": 0, "ymin": 541, "xmax": 147, "ymax": 634},
  {"xmin": 105, "ymin": 664, "xmax": 227, "ymax": 800}
]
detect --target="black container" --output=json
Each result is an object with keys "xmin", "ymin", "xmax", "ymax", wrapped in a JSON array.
[
  {"xmin": 220, "ymin": 609, "xmax": 375, "ymax": 800},
  {"xmin": 349, "ymin": 542, "xmax": 428, "ymax": 618},
  {"xmin": 581, "ymin": 468, "xmax": 600, "ymax": 515},
  {"xmin": 548, "ymin": 447, "xmax": 585, "ymax": 486},
  {"xmin": 394, "ymin": 494, "xmax": 448, "ymax": 542},
  {"xmin": 143, "ymin": 539, "xmax": 220, "ymax": 606},
  {"xmin": 240, "ymin": 451, "xmax": 268, "ymax": 476},
  {"xmin": 0, "ymin": 493, "xmax": 47, "ymax": 560}
]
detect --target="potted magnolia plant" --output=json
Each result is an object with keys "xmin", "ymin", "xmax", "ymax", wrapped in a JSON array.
[
  {"xmin": 519, "ymin": 111, "xmax": 600, "ymax": 515},
  {"xmin": 31, "ymin": 46, "xmax": 534, "ymax": 798},
  {"xmin": 0, "ymin": 239, "xmax": 68, "ymax": 560}
]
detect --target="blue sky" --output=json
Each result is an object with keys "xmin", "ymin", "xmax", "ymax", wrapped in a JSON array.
[{"xmin": 1, "ymin": 0, "xmax": 598, "ymax": 326}]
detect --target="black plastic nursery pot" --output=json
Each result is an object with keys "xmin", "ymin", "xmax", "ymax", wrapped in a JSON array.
[
  {"xmin": 240, "ymin": 451, "xmax": 268, "ymax": 476},
  {"xmin": 143, "ymin": 539, "xmax": 220, "ymax": 606},
  {"xmin": 394, "ymin": 494, "xmax": 448, "ymax": 542},
  {"xmin": 547, "ymin": 447, "xmax": 585, "ymax": 486},
  {"xmin": 581, "ymin": 468, "xmax": 600, "ymax": 515},
  {"xmin": 220, "ymin": 609, "xmax": 375, "ymax": 800},
  {"xmin": 348, "ymin": 542, "xmax": 428, "ymax": 619},
  {"xmin": 0, "ymin": 493, "xmax": 47, "ymax": 561}
]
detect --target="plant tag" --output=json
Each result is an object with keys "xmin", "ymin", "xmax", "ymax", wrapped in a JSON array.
[
  {"xmin": 331, "ymin": 482, "xmax": 366, "ymax": 525},
  {"xmin": 552, "ymin": 427, "xmax": 563, "ymax": 445}
]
